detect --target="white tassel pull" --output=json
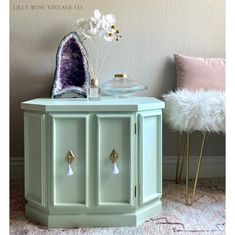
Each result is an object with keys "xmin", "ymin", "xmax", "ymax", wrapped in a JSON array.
[
  {"xmin": 112, "ymin": 163, "xmax": 119, "ymax": 175},
  {"xmin": 66, "ymin": 164, "xmax": 74, "ymax": 176}
]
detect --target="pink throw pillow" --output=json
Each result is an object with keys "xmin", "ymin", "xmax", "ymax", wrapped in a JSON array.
[{"xmin": 174, "ymin": 54, "xmax": 225, "ymax": 91}]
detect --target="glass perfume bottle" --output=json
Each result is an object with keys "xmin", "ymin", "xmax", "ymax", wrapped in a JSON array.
[{"xmin": 88, "ymin": 78, "xmax": 101, "ymax": 100}]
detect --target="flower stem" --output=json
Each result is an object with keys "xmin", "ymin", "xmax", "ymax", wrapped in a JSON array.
[{"xmin": 96, "ymin": 51, "xmax": 107, "ymax": 80}]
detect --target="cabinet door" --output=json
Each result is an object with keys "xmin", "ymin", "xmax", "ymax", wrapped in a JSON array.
[
  {"xmin": 50, "ymin": 114, "xmax": 89, "ymax": 209},
  {"xmin": 138, "ymin": 110, "xmax": 162, "ymax": 206},
  {"xmin": 96, "ymin": 113, "xmax": 136, "ymax": 210}
]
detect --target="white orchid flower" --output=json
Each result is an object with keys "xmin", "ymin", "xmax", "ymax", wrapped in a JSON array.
[
  {"xmin": 91, "ymin": 9, "xmax": 102, "ymax": 24},
  {"xmin": 74, "ymin": 9, "xmax": 121, "ymax": 81},
  {"xmin": 91, "ymin": 9, "xmax": 103, "ymax": 33},
  {"xmin": 76, "ymin": 18, "xmax": 90, "ymax": 29},
  {"xmin": 105, "ymin": 14, "xmax": 116, "ymax": 25},
  {"xmin": 98, "ymin": 29, "xmax": 106, "ymax": 37},
  {"xmin": 100, "ymin": 15, "xmax": 116, "ymax": 41},
  {"xmin": 101, "ymin": 16, "xmax": 110, "ymax": 32},
  {"xmin": 101, "ymin": 15, "xmax": 116, "ymax": 31},
  {"xmin": 103, "ymin": 33, "xmax": 114, "ymax": 42},
  {"xmin": 75, "ymin": 9, "xmax": 120, "ymax": 42},
  {"xmin": 88, "ymin": 22, "xmax": 98, "ymax": 35}
]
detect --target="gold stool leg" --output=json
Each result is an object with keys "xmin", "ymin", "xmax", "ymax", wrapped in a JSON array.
[
  {"xmin": 176, "ymin": 132, "xmax": 187, "ymax": 184},
  {"xmin": 185, "ymin": 132, "xmax": 207, "ymax": 206},
  {"xmin": 179, "ymin": 136, "xmax": 187, "ymax": 182},
  {"xmin": 185, "ymin": 132, "xmax": 191, "ymax": 204},
  {"xmin": 175, "ymin": 133, "xmax": 182, "ymax": 184}
]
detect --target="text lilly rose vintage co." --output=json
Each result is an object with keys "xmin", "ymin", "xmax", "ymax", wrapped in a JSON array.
[{"xmin": 12, "ymin": 4, "xmax": 83, "ymax": 11}]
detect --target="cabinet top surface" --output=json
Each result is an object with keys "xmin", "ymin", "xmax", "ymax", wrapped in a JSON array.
[{"xmin": 21, "ymin": 97, "xmax": 165, "ymax": 112}]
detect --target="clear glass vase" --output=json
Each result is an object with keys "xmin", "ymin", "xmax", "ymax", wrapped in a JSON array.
[{"xmin": 101, "ymin": 74, "xmax": 147, "ymax": 98}]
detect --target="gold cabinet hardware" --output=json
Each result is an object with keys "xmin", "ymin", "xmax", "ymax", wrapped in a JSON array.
[
  {"xmin": 110, "ymin": 149, "xmax": 119, "ymax": 163},
  {"xmin": 110, "ymin": 149, "xmax": 120, "ymax": 174},
  {"xmin": 66, "ymin": 150, "xmax": 75, "ymax": 164}
]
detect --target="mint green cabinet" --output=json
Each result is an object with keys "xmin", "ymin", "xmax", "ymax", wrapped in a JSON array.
[{"xmin": 21, "ymin": 97, "xmax": 164, "ymax": 227}]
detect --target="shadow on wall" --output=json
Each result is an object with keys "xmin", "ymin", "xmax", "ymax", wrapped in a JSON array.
[
  {"xmin": 10, "ymin": 72, "xmax": 53, "ymax": 159},
  {"xmin": 38, "ymin": 26, "xmax": 72, "ymax": 53},
  {"xmin": 160, "ymin": 57, "xmax": 177, "ymax": 93},
  {"xmin": 162, "ymin": 122, "xmax": 226, "ymax": 156}
]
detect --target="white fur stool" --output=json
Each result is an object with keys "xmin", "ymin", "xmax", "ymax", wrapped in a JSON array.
[{"xmin": 163, "ymin": 89, "xmax": 225, "ymax": 205}]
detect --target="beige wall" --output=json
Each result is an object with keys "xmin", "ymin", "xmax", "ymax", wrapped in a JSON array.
[{"xmin": 10, "ymin": 0, "xmax": 225, "ymax": 159}]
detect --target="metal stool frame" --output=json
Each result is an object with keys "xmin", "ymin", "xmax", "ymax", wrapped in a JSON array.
[{"xmin": 175, "ymin": 132, "xmax": 207, "ymax": 206}]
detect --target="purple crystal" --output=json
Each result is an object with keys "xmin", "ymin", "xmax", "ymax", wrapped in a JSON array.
[{"xmin": 51, "ymin": 32, "xmax": 90, "ymax": 98}]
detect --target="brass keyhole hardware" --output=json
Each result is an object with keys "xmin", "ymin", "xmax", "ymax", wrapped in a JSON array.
[
  {"xmin": 110, "ymin": 149, "xmax": 119, "ymax": 163},
  {"xmin": 66, "ymin": 150, "xmax": 75, "ymax": 164}
]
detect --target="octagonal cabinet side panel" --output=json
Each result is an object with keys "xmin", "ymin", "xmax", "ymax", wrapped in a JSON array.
[
  {"xmin": 138, "ymin": 110, "xmax": 162, "ymax": 206},
  {"xmin": 24, "ymin": 112, "xmax": 46, "ymax": 207}
]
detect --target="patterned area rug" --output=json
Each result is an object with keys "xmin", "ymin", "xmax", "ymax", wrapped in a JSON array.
[{"xmin": 10, "ymin": 179, "xmax": 225, "ymax": 235}]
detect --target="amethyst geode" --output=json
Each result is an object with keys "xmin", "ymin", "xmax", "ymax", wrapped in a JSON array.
[{"xmin": 51, "ymin": 32, "xmax": 90, "ymax": 98}]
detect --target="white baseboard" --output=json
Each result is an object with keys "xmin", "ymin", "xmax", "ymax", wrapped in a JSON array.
[
  {"xmin": 10, "ymin": 157, "xmax": 24, "ymax": 180},
  {"xmin": 10, "ymin": 155, "xmax": 225, "ymax": 181},
  {"xmin": 163, "ymin": 155, "xmax": 225, "ymax": 179}
]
